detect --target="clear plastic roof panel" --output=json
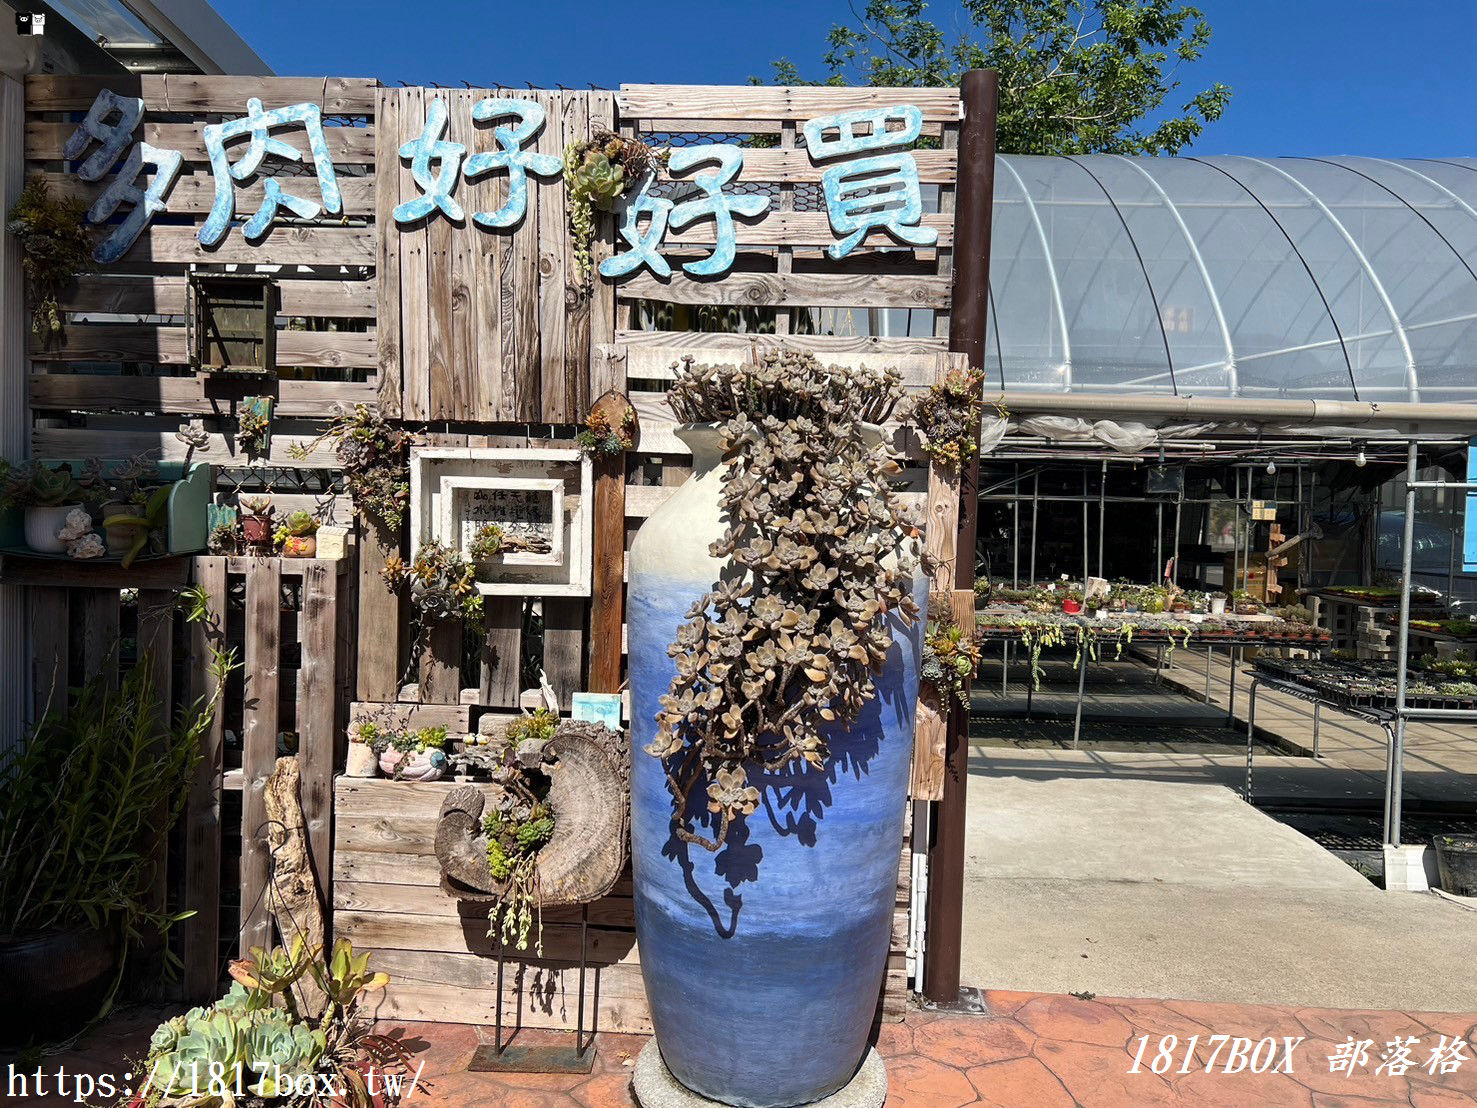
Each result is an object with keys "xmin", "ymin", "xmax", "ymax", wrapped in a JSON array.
[{"xmin": 987, "ymin": 155, "xmax": 1477, "ymax": 403}]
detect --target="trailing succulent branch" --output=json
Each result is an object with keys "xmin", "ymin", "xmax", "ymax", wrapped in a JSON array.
[
  {"xmin": 649, "ymin": 350, "xmax": 920, "ymax": 851},
  {"xmin": 292, "ymin": 404, "xmax": 413, "ymax": 534},
  {"xmin": 909, "ymin": 366, "xmax": 999, "ymax": 469}
]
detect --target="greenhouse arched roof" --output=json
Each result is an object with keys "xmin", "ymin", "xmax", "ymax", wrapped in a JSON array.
[{"xmin": 985, "ymin": 155, "xmax": 1477, "ymax": 403}]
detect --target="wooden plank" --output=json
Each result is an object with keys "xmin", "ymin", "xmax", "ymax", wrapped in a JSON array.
[
  {"xmin": 541, "ymin": 597, "xmax": 585, "ymax": 710},
  {"xmin": 368, "ymin": 949, "xmax": 646, "ymax": 998},
  {"xmin": 478, "ymin": 596, "xmax": 522, "ymax": 708},
  {"xmin": 559, "ymin": 92, "xmax": 592, "ymax": 422},
  {"xmin": 373, "ymin": 90, "xmax": 402, "ymax": 417},
  {"xmin": 27, "ymin": 121, "xmax": 375, "ymax": 164},
  {"xmin": 31, "ymin": 325, "xmax": 377, "ymax": 368},
  {"xmin": 335, "ymin": 908, "xmax": 636, "ymax": 964},
  {"xmin": 24, "ymin": 74, "xmax": 378, "ymax": 114},
  {"xmin": 615, "ymin": 270, "xmax": 952, "ymax": 309},
  {"xmin": 32, "ymin": 428, "xmax": 339, "ymax": 468},
  {"xmin": 535, "ymin": 91, "xmax": 569, "ymax": 421},
  {"xmin": 501, "ymin": 101, "xmax": 540, "ymax": 422},
  {"xmin": 182, "ymin": 556, "xmax": 227, "ymax": 1001},
  {"xmin": 588, "ymin": 349, "xmax": 626, "ymax": 695},
  {"xmin": 717, "ymin": 146, "xmax": 955, "ymax": 183},
  {"xmin": 617, "ymin": 84, "xmax": 960, "ymax": 123},
  {"xmin": 660, "ymin": 210, "xmax": 952, "ymax": 248},
  {"xmin": 467, "ymin": 88, "xmax": 503, "ymax": 421},
  {"xmin": 297, "ymin": 563, "xmax": 338, "ymax": 900},
  {"xmin": 335, "ymin": 881, "xmax": 635, "ymax": 929},
  {"xmin": 398, "ymin": 87, "xmax": 430, "ymax": 421},
  {"xmin": 28, "ymin": 586, "xmax": 68, "ymax": 719},
  {"xmin": 354, "ymin": 521, "xmax": 401, "ymax": 702},
  {"xmin": 114, "ymin": 224, "xmax": 376, "ymax": 267},
  {"xmin": 78, "ymin": 587, "xmax": 119, "ymax": 687},
  {"xmin": 136, "ymin": 587, "xmax": 176, "ymax": 991},
  {"xmin": 31, "ymin": 375, "xmax": 377, "ymax": 419},
  {"xmin": 37, "ymin": 171, "xmax": 376, "ymax": 218},
  {"xmin": 443, "ymin": 89, "xmax": 477, "ymax": 421},
  {"xmin": 1, "ymin": 551, "xmax": 191, "ymax": 588},
  {"xmin": 587, "ymin": 92, "xmax": 619, "ymax": 407},
  {"xmin": 424, "ymin": 91, "xmax": 457, "ymax": 420},
  {"xmin": 613, "ymin": 330, "xmax": 949, "ymax": 372},
  {"xmin": 225, "ymin": 555, "xmax": 348, "ymax": 577},
  {"xmin": 366, "ymin": 979, "xmax": 651, "ymax": 1035},
  {"xmin": 241, "ymin": 558, "xmax": 282, "ymax": 954},
  {"xmin": 418, "ymin": 615, "xmax": 461, "ymax": 706},
  {"xmin": 59, "ymin": 275, "xmax": 376, "ymax": 319}
]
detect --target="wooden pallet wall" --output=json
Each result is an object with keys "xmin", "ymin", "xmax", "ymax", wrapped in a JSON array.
[{"xmin": 23, "ymin": 75, "xmax": 378, "ymax": 468}]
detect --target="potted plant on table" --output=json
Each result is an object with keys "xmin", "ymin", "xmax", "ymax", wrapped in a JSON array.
[
  {"xmin": 1209, "ymin": 591, "xmax": 1227, "ymax": 616},
  {"xmin": 0, "ymin": 460, "xmax": 85, "ymax": 553},
  {"xmin": 627, "ymin": 350, "xmax": 923, "ymax": 1107},
  {"xmin": 240, "ymin": 494, "xmax": 274, "ymax": 552},
  {"xmin": 345, "ymin": 720, "xmax": 382, "ymax": 778}
]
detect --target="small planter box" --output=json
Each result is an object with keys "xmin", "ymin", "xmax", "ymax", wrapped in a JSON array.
[{"xmin": 0, "ymin": 461, "xmax": 212, "ymax": 561}]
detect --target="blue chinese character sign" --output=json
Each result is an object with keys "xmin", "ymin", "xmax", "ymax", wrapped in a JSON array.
[
  {"xmin": 88, "ymin": 143, "xmax": 184, "ymax": 264},
  {"xmin": 394, "ymin": 97, "xmax": 466, "ymax": 224},
  {"xmin": 464, "ymin": 97, "xmax": 562, "ymax": 229},
  {"xmin": 200, "ymin": 98, "xmax": 344, "ymax": 245},
  {"xmin": 62, "ymin": 89, "xmax": 144, "ymax": 181},
  {"xmin": 802, "ymin": 104, "xmax": 938, "ymax": 259}
]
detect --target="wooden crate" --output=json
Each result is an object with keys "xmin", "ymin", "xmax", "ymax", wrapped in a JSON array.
[{"xmin": 333, "ymin": 779, "xmax": 911, "ymax": 1030}]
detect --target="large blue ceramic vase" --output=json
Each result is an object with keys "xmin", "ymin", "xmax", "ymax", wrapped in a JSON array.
[{"xmin": 628, "ymin": 424, "xmax": 924, "ymax": 1108}]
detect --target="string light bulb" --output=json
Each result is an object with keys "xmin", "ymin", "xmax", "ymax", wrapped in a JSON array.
[
  {"xmin": 1356, "ymin": 449, "xmax": 1367, "ymax": 467},
  {"xmin": 1266, "ymin": 461, "xmax": 1277, "ymax": 474}
]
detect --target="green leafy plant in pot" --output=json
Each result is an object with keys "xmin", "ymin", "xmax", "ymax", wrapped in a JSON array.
[{"xmin": 0, "ymin": 619, "xmax": 232, "ymax": 1047}]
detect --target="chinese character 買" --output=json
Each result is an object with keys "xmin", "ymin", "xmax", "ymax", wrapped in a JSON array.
[
  {"xmin": 1425, "ymin": 1036, "xmax": 1469, "ymax": 1075},
  {"xmin": 802, "ymin": 104, "xmax": 938, "ymax": 260},
  {"xmin": 1375, "ymin": 1036, "xmax": 1420, "ymax": 1076},
  {"xmin": 1327, "ymin": 1037, "xmax": 1373, "ymax": 1076},
  {"xmin": 88, "ymin": 143, "xmax": 184, "ymax": 264},
  {"xmin": 394, "ymin": 97, "xmax": 466, "ymax": 225},
  {"xmin": 199, "ymin": 98, "xmax": 343, "ymax": 245},
  {"xmin": 664, "ymin": 145, "xmax": 769, "ymax": 276},
  {"xmin": 63, "ymin": 89, "xmax": 144, "ymax": 180},
  {"xmin": 464, "ymin": 97, "xmax": 561, "ymax": 229},
  {"xmin": 597, "ymin": 176, "xmax": 673, "ymax": 280}
]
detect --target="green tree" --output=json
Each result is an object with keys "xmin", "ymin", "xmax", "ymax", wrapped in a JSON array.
[{"xmin": 770, "ymin": 0, "xmax": 1231, "ymax": 155}]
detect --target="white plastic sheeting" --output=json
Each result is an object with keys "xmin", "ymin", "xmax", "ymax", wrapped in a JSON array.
[{"xmin": 985, "ymin": 155, "xmax": 1477, "ymax": 403}]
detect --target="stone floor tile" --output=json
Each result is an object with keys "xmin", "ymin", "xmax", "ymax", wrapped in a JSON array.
[
  {"xmin": 1172, "ymin": 1067, "xmax": 1312, "ymax": 1108},
  {"xmin": 882, "ymin": 1052, "xmax": 979, "ymax": 1108},
  {"xmin": 1288, "ymin": 1038, "xmax": 1417, "ymax": 1099},
  {"xmin": 1161, "ymin": 1000, "xmax": 1308, "ymax": 1040},
  {"xmin": 1309, "ymin": 1094, "xmax": 1413, "ymax": 1107},
  {"xmin": 573, "ymin": 1071, "xmax": 636, "ymax": 1107},
  {"xmin": 967, "ymin": 1056, "xmax": 1077, "ymax": 1107},
  {"xmin": 981, "ymin": 990, "xmax": 1038, "ymax": 1017},
  {"xmin": 915, "ymin": 1015, "xmax": 1035, "ymax": 1068},
  {"xmin": 1408, "ymin": 1085, "xmax": 1477, "ymax": 1107},
  {"xmin": 1032, "ymin": 1037, "xmax": 1177, "ymax": 1107},
  {"xmin": 1016, "ymin": 995, "xmax": 1134, "ymax": 1048},
  {"xmin": 1294, "ymin": 1009, "xmax": 1433, "ymax": 1046},
  {"xmin": 1100, "ymin": 998, "xmax": 1209, "ymax": 1040},
  {"xmin": 872, "ymin": 1018, "xmax": 915, "ymax": 1057}
]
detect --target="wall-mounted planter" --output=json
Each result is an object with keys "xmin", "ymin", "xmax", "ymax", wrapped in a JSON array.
[{"xmin": 0, "ymin": 461, "xmax": 211, "ymax": 561}]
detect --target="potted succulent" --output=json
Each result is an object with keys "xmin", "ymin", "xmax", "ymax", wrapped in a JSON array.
[
  {"xmin": 346, "ymin": 720, "xmax": 381, "ymax": 778},
  {"xmin": 240, "ymin": 494, "xmax": 274, "ymax": 551},
  {"xmin": 1, "ymin": 461, "xmax": 85, "ymax": 553},
  {"xmin": 628, "ymin": 351, "xmax": 923, "ymax": 1106},
  {"xmin": 278, "ymin": 510, "xmax": 319, "ymax": 558},
  {"xmin": 376, "ymin": 725, "xmax": 449, "ymax": 781},
  {"xmin": 468, "ymin": 522, "xmax": 504, "ymax": 575},
  {"xmin": 1209, "ymin": 591, "xmax": 1227, "ymax": 616},
  {"xmin": 0, "ymin": 626, "xmax": 228, "ymax": 1047}
]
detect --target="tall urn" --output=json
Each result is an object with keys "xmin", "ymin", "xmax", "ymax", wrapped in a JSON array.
[{"xmin": 628, "ymin": 423, "xmax": 924, "ymax": 1107}]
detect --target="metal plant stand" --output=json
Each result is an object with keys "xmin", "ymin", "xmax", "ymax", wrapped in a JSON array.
[{"xmin": 468, "ymin": 903, "xmax": 597, "ymax": 1075}]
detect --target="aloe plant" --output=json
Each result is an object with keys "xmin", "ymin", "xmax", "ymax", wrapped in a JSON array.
[{"xmin": 101, "ymin": 482, "xmax": 170, "ymax": 568}]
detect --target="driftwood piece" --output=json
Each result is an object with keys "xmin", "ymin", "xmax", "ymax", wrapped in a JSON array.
[
  {"xmin": 436, "ymin": 721, "xmax": 629, "ymax": 908},
  {"xmin": 263, "ymin": 756, "xmax": 327, "ymax": 1014}
]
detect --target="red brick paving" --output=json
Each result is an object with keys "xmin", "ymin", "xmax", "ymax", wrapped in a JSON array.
[{"xmin": 9, "ymin": 992, "xmax": 1476, "ymax": 1106}]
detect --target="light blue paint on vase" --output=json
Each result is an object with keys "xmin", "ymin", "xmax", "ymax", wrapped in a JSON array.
[{"xmin": 628, "ymin": 424, "xmax": 924, "ymax": 1107}]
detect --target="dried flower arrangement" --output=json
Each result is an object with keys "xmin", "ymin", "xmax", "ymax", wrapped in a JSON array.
[
  {"xmin": 6, "ymin": 175, "xmax": 93, "ymax": 342},
  {"xmin": 563, "ymin": 129, "xmax": 667, "ymax": 282},
  {"xmin": 650, "ymin": 350, "xmax": 920, "ymax": 850},
  {"xmin": 575, "ymin": 403, "xmax": 637, "ymax": 457},
  {"xmin": 293, "ymin": 405, "xmax": 413, "ymax": 534},
  {"xmin": 909, "ymin": 367, "xmax": 994, "ymax": 469}
]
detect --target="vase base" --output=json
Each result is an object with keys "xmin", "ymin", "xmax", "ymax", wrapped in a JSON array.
[{"xmin": 632, "ymin": 1043, "xmax": 886, "ymax": 1108}]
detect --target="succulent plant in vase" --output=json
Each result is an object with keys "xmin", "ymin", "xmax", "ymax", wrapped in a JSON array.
[
  {"xmin": 277, "ymin": 510, "xmax": 319, "ymax": 558},
  {"xmin": 239, "ymin": 493, "xmax": 274, "ymax": 551},
  {"xmin": 1, "ymin": 460, "xmax": 86, "ymax": 554}
]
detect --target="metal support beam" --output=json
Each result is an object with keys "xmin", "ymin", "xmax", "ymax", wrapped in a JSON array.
[
  {"xmin": 1387, "ymin": 442, "xmax": 1419, "ymax": 848},
  {"xmin": 924, "ymin": 68, "xmax": 997, "ymax": 1007}
]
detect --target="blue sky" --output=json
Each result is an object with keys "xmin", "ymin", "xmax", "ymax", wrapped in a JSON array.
[{"xmin": 214, "ymin": 0, "xmax": 1475, "ymax": 157}]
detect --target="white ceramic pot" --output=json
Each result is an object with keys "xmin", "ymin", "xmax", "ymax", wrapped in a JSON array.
[
  {"xmin": 25, "ymin": 504, "xmax": 82, "ymax": 553},
  {"xmin": 345, "ymin": 743, "xmax": 378, "ymax": 777},
  {"xmin": 1210, "ymin": 596, "xmax": 1227, "ymax": 616}
]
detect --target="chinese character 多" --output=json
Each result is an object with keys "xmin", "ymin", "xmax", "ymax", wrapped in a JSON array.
[
  {"xmin": 62, "ymin": 89, "xmax": 144, "ymax": 181},
  {"xmin": 393, "ymin": 96, "xmax": 466, "ymax": 225},
  {"xmin": 464, "ymin": 97, "xmax": 561, "ymax": 229},
  {"xmin": 802, "ymin": 104, "xmax": 938, "ymax": 260},
  {"xmin": 200, "ymin": 98, "xmax": 343, "ymax": 245}
]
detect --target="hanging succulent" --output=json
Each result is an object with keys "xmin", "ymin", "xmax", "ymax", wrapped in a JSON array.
[
  {"xmin": 382, "ymin": 541, "xmax": 483, "ymax": 625},
  {"xmin": 6, "ymin": 175, "xmax": 94, "ymax": 342},
  {"xmin": 921, "ymin": 618, "xmax": 983, "ymax": 706},
  {"xmin": 575, "ymin": 401, "xmax": 637, "ymax": 457},
  {"xmin": 910, "ymin": 367, "xmax": 996, "ymax": 469},
  {"xmin": 292, "ymin": 404, "xmax": 413, "ymax": 534},
  {"xmin": 562, "ymin": 129, "xmax": 667, "ymax": 283},
  {"xmin": 650, "ymin": 350, "xmax": 920, "ymax": 851}
]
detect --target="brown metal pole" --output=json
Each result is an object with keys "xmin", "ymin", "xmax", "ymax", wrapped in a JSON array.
[{"xmin": 924, "ymin": 68, "xmax": 998, "ymax": 1005}]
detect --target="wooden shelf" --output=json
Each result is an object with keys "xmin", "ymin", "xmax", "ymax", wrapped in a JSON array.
[{"xmin": 0, "ymin": 551, "xmax": 193, "ymax": 588}]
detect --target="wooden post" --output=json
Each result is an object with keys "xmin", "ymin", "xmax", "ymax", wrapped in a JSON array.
[
  {"xmin": 924, "ymin": 69, "xmax": 998, "ymax": 1006},
  {"xmin": 478, "ymin": 596, "xmax": 523, "ymax": 707},
  {"xmin": 135, "ymin": 588, "xmax": 177, "ymax": 992},
  {"xmin": 297, "ymin": 563, "xmax": 339, "ymax": 898},
  {"xmin": 0, "ymin": 77, "xmax": 24, "ymax": 755},
  {"xmin": 588, "ymin": 350, "xmax": 629, "ymax": 694},
  {"xmin": 183, "ymin": 557, "xmax": 227, "ymax": 1000},
  {"xmin": 242, "ymin": 559, "xmax": 282, "ymax": 953},
  {"xmin": 355, "ymin": 519, "xmax": 399, "ymax": 701}
]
